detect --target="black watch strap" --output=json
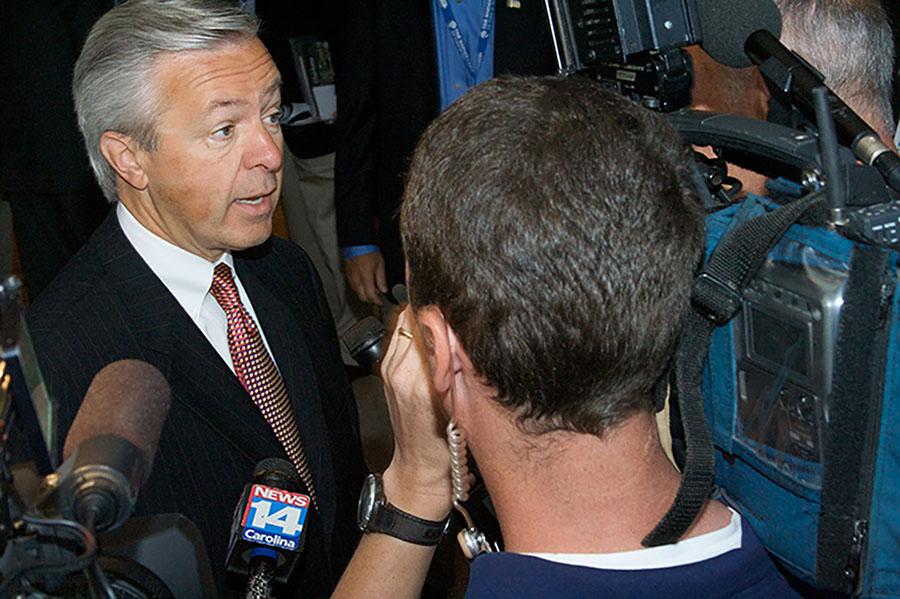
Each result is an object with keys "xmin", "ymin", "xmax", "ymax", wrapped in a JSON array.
[{"xmin": 369, "ymin": 503, "xmax": 450, "ymax": 546}]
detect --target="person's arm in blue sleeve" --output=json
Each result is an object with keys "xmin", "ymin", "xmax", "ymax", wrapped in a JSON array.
[{"xmin": 333, "ymin": 1, "xmax": 387, "ymax": 305}]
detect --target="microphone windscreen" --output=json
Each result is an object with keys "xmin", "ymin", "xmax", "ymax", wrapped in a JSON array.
[
  {"xmin": 697, "ymin": 0, "xmax": 782, "ymax": 68},
  {"xmin": 63, "ymin": 359, "xmax": 171, "ymax": 474},
  {"xmin": 253, "ymin": 457, "xmax": 300, "ymax": 488}
]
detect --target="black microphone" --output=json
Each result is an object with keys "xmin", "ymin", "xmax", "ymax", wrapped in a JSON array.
[
  {"xmin": 225, "ymin": 458, "xmax": 310, "ymax": 597},
  {"xmin": 49, "ymin": 359, "xmax": 171, "ymax": 533},
  {"xmin": 391, "ymin": 283, "xmax": 408, "ymax": 305},
  {"xmin": 341, "ymin": 283, "xmax": 409, "ymax": 373},
  {"xmin": 744, "ymin": 29, "xmax": 900, "ymax": 191},
  {"xmin": 342, "ymin": 316, "xmax": 386, "ymax": 372}
]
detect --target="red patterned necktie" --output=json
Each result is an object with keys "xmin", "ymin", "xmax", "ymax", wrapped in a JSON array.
[{"xmin": 209, "ymin": 263, "xmax": 317, "ymax": 508}]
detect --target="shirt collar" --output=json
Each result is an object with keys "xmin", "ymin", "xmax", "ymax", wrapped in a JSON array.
[
  {"xmin": 524, "ymin": 508, "xmax": 742, "ymax": 571},
  {"xmin": 116, "ymin": 202, "xmax": 234, "ymax": 319}
]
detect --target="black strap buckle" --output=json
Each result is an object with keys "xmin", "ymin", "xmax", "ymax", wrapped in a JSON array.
[{"xmin": 691, "ymin": 272, "xmax": 743, "ymax": 326}]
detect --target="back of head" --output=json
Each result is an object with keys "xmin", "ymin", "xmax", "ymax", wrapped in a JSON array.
[
  {"xmin": 773, "ymin": 0, "xmax": 896, "ymax": 136},
  {"xmin": 73, "ymin": 0, "xmax": 259, "ymax": 202},
  {"xmin": 401, "ymin": 76, "xmax": 704, "ymax": 437}
]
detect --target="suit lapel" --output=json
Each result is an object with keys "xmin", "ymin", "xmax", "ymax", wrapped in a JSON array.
[
  {"xmin": 96, "ymin": 212, "xmax": 178, "ymax": 361},
  {"xmin": 96, "ymin": 212, "xmax": 284, "ymax": 465},
  {"xmin": 235, "ymin": 256, "xmax": 338, "ymax": 547}
]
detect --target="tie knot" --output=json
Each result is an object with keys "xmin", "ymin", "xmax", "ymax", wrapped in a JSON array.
[{"xmin": 210, "ymin": 263, "xmax": 241, "ymax": 311}]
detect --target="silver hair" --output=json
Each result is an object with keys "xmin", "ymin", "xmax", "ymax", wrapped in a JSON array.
[
  {"xmin": 73, "ymin": 0, "xmax": 259, "ymax": 202},
  {"xmin": 773, "ymin": 0, "xmax": 896, "ymax": 137}
]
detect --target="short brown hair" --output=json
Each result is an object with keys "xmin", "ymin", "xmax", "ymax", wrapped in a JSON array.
[{"xmin": 401, "ymin": 76, "xmax": 704, "ymax": 436}]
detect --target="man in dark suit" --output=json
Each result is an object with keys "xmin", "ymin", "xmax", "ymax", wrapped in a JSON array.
[
  {"xmin": 333, "ymin": 1, "xmax": 557, "ymax": 306},
  {"xmin": 26, "ymin": 1, "xmax": 365, "ymax": 595}
]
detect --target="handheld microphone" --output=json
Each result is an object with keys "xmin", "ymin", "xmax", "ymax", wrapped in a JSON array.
[
  {"xmin": 225, "ymin": 458, "xmax": 310, "ymax": 596},
  {"xmin": 342, "ymin": 316, "xmax": 386, "ymax": 373},
  {"xmin": 391, "ymin": 283, "xmax": 408, "ymax": 305},
  {"xmin": 47, "ymin": 359, "xmax": 171, "ymax": 533},
  {"xmin": 342, "ymin": 283, "xmax": 409, "ymax": 373}
]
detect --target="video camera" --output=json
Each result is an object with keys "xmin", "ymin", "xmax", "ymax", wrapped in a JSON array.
[
  {"xmin": 546, "ymin": 0, "xmax": 700, "ymax": 111},
  {"xmin": 547, "ymin": 1, "xmax": 900, "ymax": 594}
]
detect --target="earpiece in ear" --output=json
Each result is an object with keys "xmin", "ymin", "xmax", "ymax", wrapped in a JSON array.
[{"xmin": 448, "ymin": 420, "xmax": 497, "ymax": 560}]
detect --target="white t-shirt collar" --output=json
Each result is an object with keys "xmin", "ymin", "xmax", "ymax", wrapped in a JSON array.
[{"xmin": 525, "ymin": 508, "xmax": 742, "ymax": 571}]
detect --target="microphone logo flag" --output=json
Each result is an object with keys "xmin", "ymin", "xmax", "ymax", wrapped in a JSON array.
[{"xmin": 240, "ymin": 484, "xmax": 309, "ymax": 552}]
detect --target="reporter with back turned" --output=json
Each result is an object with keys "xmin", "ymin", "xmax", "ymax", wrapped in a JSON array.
[
  {"xmin": 335, "ymin": 76, "xmax": 797, "ymax": 598},
  {"xmin": 26, "ymin": 1, "xmax": 365, "ymax": 595}
]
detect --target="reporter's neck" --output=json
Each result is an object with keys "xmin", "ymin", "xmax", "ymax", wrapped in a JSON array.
[{"xmin": 479, "ymin": 411, "xmax": 729, "ymax": 555}]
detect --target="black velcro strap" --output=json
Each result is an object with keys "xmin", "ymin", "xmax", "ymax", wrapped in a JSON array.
[
  {"xmin": 643, "ymin": 191, "xmax": 827, "ymax": 547},
  {"xmin": 642, "ymin": 310, "xmax": 717, "ymax": 546},
  {"xmin": 815, "ymin": 246, "xmax": 890, "ymax": 592}
]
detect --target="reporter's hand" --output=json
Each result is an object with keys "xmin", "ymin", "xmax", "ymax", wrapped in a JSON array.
[
  {"xmin": 344, "ymin": 252, "xmax": 387, "ymax": 305},
  {"xmin": 333, "ymin": 307, "xmax": 449, "ymax": 599},
  {"xmin": 380, "ymin": 307, "xmax": 452, "ymax": 520}
]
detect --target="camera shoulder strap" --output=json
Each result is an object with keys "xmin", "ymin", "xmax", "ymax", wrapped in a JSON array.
[{"xmin": 643, "ymin": 191, "xmax": 827, "ymax": 546}]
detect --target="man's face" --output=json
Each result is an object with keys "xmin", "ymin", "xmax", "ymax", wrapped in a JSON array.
[{"xmin": 130, "ymin": 38, "xmax": 283, "ymax": 260}]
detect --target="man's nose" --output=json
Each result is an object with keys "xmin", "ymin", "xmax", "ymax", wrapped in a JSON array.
[{"xmin": 245, "ymin": 121, "xmax": 283, "ymax": 173}]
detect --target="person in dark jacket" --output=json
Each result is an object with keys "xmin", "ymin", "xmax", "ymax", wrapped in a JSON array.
[{"xmin": 27, "ymin": 1, "xmax": 365, "ymax": 595}]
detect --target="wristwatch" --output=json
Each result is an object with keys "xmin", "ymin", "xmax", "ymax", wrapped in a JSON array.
[{"xmin": 356, "ymin": 473, "xmax": 450, "ymax": 545}]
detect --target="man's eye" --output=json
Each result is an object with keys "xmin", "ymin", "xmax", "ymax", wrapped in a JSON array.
[
  {"xmin": 265, "ymin": 109, "xmax": 283, "ymax": 126},
  {"xmin": 213, "ymin": 125, "xmax": 234, "ymax": 138}
]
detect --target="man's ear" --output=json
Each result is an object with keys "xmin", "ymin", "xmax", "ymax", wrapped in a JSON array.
[
  {"xmin": 415, "ymin": 306, "xmax": 454, "ymax": 394},
  {"xmin": 415, "ymin": 306, "xmax": 474, "ymax": 385},
  {"xmin": 749, "ymin": 69, "xmax": 772, "ymax": 121},
  {"xmin": 99, "ymin": 131, "xmax": 149, "ymax": 192},
  {"xmin": 416, "ymin": 307, "xmax": 482, "ymax": 427}
]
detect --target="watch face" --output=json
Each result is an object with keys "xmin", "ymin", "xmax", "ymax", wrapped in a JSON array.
[{"xmin": 357, "ymin": 474, "xmax": 379, "ymax": 529}]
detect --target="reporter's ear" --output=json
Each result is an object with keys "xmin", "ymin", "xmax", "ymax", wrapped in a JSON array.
[
  {"xmin": 414, "ymin": 306, "xmax": 452, "ymax": 394},
  {"xmin": 415, "ymin": 306, "xmax": 477, "ymax": 413}
]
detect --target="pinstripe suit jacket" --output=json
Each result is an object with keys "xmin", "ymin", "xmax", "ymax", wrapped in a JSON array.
[{"xmin": 27, "ymin": 210, "xmax": 366, "ymax": 596}]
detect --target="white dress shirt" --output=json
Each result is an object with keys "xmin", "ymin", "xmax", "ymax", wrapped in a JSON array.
[{"xmin": 116, "ymin": 202, "xmax": 275, "ymax": 374}]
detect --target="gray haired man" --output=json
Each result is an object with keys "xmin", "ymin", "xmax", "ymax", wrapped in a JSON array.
[
  {"xmin": 773, "ymin": 0, "xmax": 896, "ymax": 146},
  {"xmin": 27, "ymin": 1, "xmax": 366, "ymax": 595}
]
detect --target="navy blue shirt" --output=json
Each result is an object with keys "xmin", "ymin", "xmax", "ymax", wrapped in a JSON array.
[{"xmin": 465, "ymin": 517, "xmax": 798, "ymax": 598}]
